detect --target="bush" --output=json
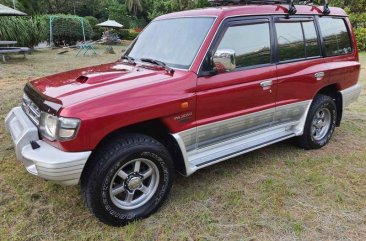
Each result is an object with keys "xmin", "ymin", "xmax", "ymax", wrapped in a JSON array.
[
  {"xmin": 85, "ymin": 16, "xmax": 101, "ymax": 40},
  {"xmin": 0, "ymin": 14, "xmax": 96, "ymax": 47},
  {"xmin": 117, "ymin": 29, "xmax": 130, "ymax": 40},
  {"xmin": 0, "ymin": 16, "xmax": 48, "ymax": 48},
  {"xmin": 355, "ymin": 27, "xmax": 366, "ymax": 52},
  {"xmin": 127, "ymin": 30, "xmax": 139, "ymax": 40},
  {"xmin": 49, "ymin": 14, "xmax": 93, "ymax": 46},
  {"xmin": 115, "ymin": 29, "xmax": 139, "ymax": 41}
]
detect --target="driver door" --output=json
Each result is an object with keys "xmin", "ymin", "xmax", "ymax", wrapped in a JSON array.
[{"xmin": 195, "ymin": 17, "xmax": 277, "ymax": 149}]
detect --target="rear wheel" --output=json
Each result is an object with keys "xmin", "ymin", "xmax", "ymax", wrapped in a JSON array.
[
  {"xmin": 297, "ymin": 94, "xmax": 337, "ymax": 150},
  {"xmin": 81, "ymin": 134, "xmax": 174, "ymax": 226}
]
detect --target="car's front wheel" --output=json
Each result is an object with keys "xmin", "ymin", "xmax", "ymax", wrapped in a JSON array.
[{"xmin": 81, "ymin": 134, "xmax": 174, "ymax": 226}]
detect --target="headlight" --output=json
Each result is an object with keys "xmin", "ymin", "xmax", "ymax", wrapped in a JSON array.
[
  {"xmin": 40, "ymin": 112, "xmax": 80, "ymax": 141},
  {"xmin": 58, "ymin": 117, "xmax": 80, "ymax": 140},
  {"xmin": 40, "ymin": 113, "xmax": 58, "ymax": 140}
]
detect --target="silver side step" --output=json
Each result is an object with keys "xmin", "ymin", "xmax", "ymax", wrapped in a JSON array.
[
  {"xmin": 172, "ymin": 100, "xmax": 313, "ymax": 176},
  {"xmin": 187, "ymin": 124, "xmax": 296, "ymax": 170}
]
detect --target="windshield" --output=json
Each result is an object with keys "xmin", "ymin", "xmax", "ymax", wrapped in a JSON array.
[{"xmin": 125, "ymin": 17, "xmax": 215, "ymax": 69}]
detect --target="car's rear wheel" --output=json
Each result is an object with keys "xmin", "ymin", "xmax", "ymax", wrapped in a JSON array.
[
  {"xmin": 296, "ymin": 94, "xmax": 337, "ymax": 150},
  {"xmin": 81, "ymin": 134, "xmax": 174, "ymax": 226}
]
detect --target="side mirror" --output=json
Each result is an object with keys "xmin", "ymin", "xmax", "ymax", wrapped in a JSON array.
[{"xmin": 212, "ymin": 49, "xmax": 236, "ymax": 73}]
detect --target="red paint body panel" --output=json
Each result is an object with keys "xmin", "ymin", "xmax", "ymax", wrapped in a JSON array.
[
  {"xmin": 196, "ymin": 66, "xmax": 277, "ymax": 126},
  {"xmin": 31, "ymin": 62, "xmax": 197, "ymax": 151},
  {"xmin": 28, "ymin": 5, "xmax": 359, "ymax": 153},
  {"xmin": 276, "ymin": 58, "xmax": 328, "ymax": 106}
]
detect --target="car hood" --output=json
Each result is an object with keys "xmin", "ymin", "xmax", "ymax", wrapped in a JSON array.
[{"xmin": 30, "ymin": 61, "xmax": 187, "ymax": 108}]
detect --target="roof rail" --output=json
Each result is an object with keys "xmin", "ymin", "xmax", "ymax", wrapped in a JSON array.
[{"xmin": 208, "ymin": 0, "xmax": 331, "ymax": 15}]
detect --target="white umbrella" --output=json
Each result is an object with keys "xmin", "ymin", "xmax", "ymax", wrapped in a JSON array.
[
  {"xmin": 96, "ymin": 19, "xmax": 123, "ymax": 28},
  {"xmin": 0, "ymin": 4, "xmax": 27, "ymax": 16}
]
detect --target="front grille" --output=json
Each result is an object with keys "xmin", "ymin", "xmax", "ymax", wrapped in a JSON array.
[{"xmin": 22, "ymin": 94, "xmax": 41, "ymax": 125}]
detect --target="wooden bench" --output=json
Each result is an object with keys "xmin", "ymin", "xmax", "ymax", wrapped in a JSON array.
[{"xmin": 0, "ymin": 41, "xmax": 31, "ymax": 62}]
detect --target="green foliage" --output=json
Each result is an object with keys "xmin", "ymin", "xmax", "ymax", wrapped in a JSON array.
[
  {"xmin": 127, "ymin": 30, "xmax": 139, "ymax": 40},
  {"xmin": 0, "ymin": 16, "xmax": 48, "ymax": 48},
  {"xmin": 116, "ymin": 29, "xmax": 139, "ymax": 40},
  {"xmin": 355, "ymin": 28, "xmax": 366, "ymax": 52},
  {"xmin": 143, "ymin": 0, "xmax": 209, "ymax": 20},
  {"xmin": 84, "ymin": 16, "xmax": 98, "ymax": 28},
  {"xmin": 85, "ymin": 16, "xmax": 101, "ymax": 40},
  {"xmin": 48, "ymin": 14, "xmax": 93, "ymax": 46},
  {"xmin": 116, "ymin": 29, "xmax": 130, "ymax": 40},
  {"xmin": 349, "ymin": 11, "xmax": 366, "ymax": 29}
]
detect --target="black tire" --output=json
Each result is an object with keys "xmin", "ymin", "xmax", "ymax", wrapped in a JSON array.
[
  {"xmin": 81, "ymin": 134, "xmax": 174, "ymax": 226},
  {"xmin": 296, "ymin": 94, "xmax": 337, "ymax": 150}
]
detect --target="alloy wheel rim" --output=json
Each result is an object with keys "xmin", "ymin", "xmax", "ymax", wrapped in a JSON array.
[
  {"xmin": 109, "ymin": 158, "xmax": 160, "ymax": 210},
  {"xmin": 311, "ymin": 108, "xmax": 331, "ymax": 141}
]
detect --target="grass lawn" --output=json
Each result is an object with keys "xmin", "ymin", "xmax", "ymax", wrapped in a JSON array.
[{"xmin": 0, "ymin": 47, "xmax": 365, "ymax": 240}]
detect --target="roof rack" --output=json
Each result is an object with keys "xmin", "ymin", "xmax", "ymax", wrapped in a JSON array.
[{"xmin": 208, "ymin": 0, "xmax": 331, "ymax": 15}]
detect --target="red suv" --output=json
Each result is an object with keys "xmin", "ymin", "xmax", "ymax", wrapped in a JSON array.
[{"xmin": 5, "ymin": 2, "xmax": 361, "ymax": 226}]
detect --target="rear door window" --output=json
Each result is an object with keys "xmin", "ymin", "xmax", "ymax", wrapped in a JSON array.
[
  {"xmin": 318, "ymin": 17, "xmax": 352, "ymax": 56},
  {"xmin": 276, "ymin": 22, "xmax": 305, "ymax": 61},
  {"xmin": 275, "ymin": 19, "xmax": 321, "ymax": 62},
  {"xmin": 303, "ymin": 21, "xmax": 321, "ymax": 58}
]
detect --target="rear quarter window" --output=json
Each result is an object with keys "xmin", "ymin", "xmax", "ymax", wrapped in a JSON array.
[{"xmin": 318, "ymin": 17, "xmax": 352, "ymax": 56}]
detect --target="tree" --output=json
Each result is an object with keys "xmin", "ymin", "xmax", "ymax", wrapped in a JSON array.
[{"xmin": 125, "ymin": 0, "xmax": 143, "ymax": 17}]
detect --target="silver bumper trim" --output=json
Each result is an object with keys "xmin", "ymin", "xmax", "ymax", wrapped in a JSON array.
[
  {"xmin": 5, "ymin": 107, "xmax": 91, "ymax": 186},
  {"xmin": 341, "ymin": 84, "xmax": 362, "ymax": 109}
]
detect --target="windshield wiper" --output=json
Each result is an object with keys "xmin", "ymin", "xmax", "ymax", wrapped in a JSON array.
[
  {"xmin": 140, "ymin": 58, "xmax": 175, "ymax": 74},
  {"xmin": 121, "ymin": 55, "xmax": 136, "ymax": 65}
]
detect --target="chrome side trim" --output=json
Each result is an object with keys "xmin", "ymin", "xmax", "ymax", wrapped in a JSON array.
[
  {"xmin": 340, "ymin": 84, "xmax": 362, "ymax": 110},
  {"xmin": 172, "ymin": 100, "xmax": 312, "ymax": 176},
  {"xmin": 274, "ymin": 100, "xmax": 312, "ymax": 136},
  {"xmin": 172, "ymin": 133, "xmax": 197, "ymax": 176},
  {"xmin": 193, "ymin": 126, "xmax": 295, "ymax": 169},
  {"xmin": 197, "ymin": 107, "xmax": 274, "ymax": 149}
]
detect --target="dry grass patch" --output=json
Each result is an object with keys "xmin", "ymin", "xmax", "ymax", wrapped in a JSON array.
[{"xmin": 0, "ymin": 49, "xmax": 365, "ymax": 240}]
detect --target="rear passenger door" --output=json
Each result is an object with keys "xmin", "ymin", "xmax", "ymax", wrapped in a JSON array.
[{"xmin": 274, "ymin": 16, "xmax": 327, "ymax": 127}]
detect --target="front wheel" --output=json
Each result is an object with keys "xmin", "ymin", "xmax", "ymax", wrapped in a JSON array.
[
  {"xmin": 296, "ymin": 94, "xmax": 337, "ymax": 150},
  {"xmin": 81, "ymin": 134, "xmax": 174, "ymax": 226}
]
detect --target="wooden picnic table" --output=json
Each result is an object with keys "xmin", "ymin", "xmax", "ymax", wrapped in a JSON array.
[{"xmin": 0, "ymin": 41, "xmax": 30, "ymax": 62}]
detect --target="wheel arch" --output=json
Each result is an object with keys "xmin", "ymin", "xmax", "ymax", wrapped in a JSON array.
[
  {"xmin": 315, "ymin": 84, "xmax": 343, "ymax": 127},
  {"xmin": 83, "ymin": 119, "xmax": 188, "ymax": 178}
]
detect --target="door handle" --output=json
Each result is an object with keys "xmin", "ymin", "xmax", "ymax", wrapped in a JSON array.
[
  {"xmin": 260, "ymin": 80, "xmax": 273, "ymax": 88},
  {"xmin": 314, "ymin": 72, "xmax": 325, "ymax": 80}
]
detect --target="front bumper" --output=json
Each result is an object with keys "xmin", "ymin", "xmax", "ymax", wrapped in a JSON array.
[{"xmin": 5, "ymin": 107, "xmax": 91, "ymax": 186}]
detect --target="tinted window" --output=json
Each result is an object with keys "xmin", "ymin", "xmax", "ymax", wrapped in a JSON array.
[
  {"xmin": 276, "ymin": 20, "xmax": 321, "ymax": 61},
  {"xmin": 319, "ymin": 18, "xmax": 352, "ymax": 56},
  {"xmin": 303, "ymin": 21, "xmax": 321, "ymax": 57},
  {"xmin": 276, "ymin": 22, "xmax": 305, "ymax": 61},
  {"xmin": 216, "ymin": 22, "xmax": 271, "ymax": 69}
]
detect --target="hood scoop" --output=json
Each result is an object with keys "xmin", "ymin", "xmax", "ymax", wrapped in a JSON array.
[
  {"xmin": 76, "ymin": 75, "xmax": 89, "ymax": 83},
  {"xmin": 76, "ymin": 71, "xmax": 128, "ymax": 84}
]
